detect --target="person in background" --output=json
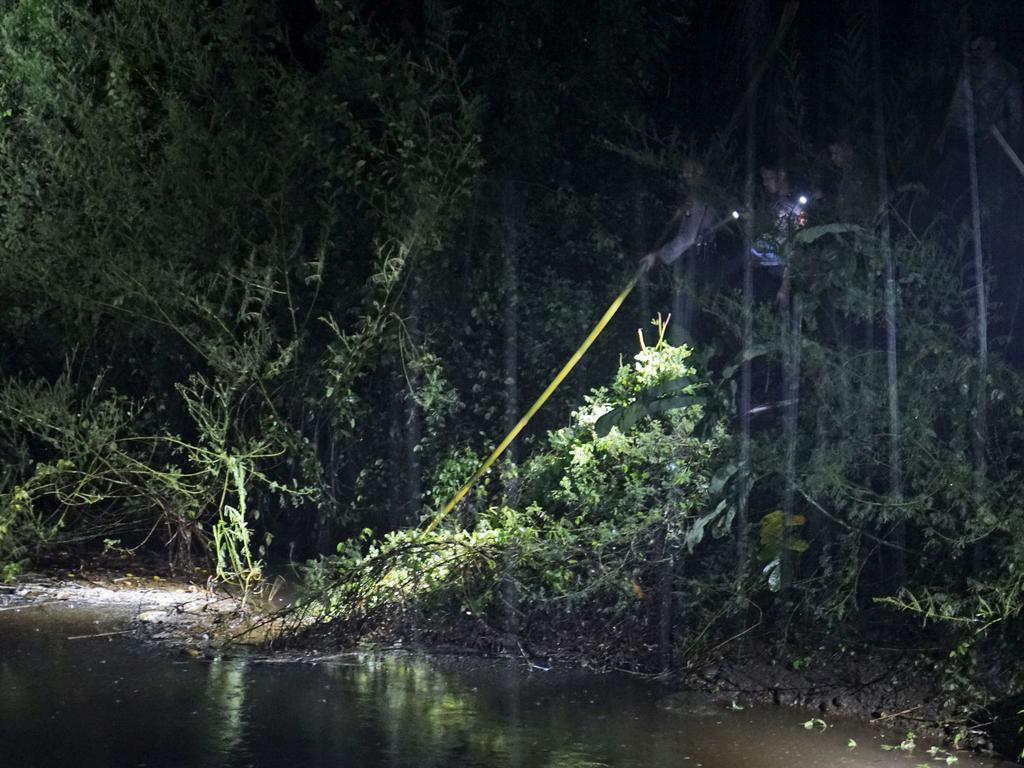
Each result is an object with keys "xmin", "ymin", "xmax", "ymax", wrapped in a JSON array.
[
  {"xmin": 826, "ymin": 140, "xmax": 874, "ymax": 221},
  {"xmin": 751, "ymin": 166, "xmax": 810, "ymax": 269},
  {"xmin": 639, "ymin": 161, "xmax": 720, "ymax": 273},
  {"xmin": 639, "ymin": 196, "xmax": 716, "ymax": 272},
  {"xmin": 940, "ymin": 36, "xmax": 1021, "ymax": 149}
]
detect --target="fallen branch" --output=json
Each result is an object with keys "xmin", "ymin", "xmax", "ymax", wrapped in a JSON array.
[
  {"xmin": 67, "ymin": 629, "xmax": 133, "ymax": 640},
  {"xmin": 871, "ymin": 704, "xmax": 922, "ymax": 722}
]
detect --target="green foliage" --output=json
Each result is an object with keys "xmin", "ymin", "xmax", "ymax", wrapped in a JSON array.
[
  {"xmin": 0, "ymin": 371, "xmax": 163, "ymax": 568},
  {"xmin": 0, "ymin": 0, "xmax": 1023, "ymax": 714},
  {"xmin": 707, "ymin": 204, "xmax": 1024, "ymax": 631},
  {"xmin": 594, "ymin": 321, "xmax": 704, "ymax": 437},
  {"xmin": 305, "ymin": 337, "xmax": 731, "ymax": 665},
  {"xmin": 0, "ymin": 0, "xmax": 481, "ymax": 573},
  {"xmin": 0, "ymin": 364, "xmax": 300, "ymax": 591},
  {"xmin": 880, "ymin": 735, "xmax": 912, "ymax": 752},
  {"xmin": 758, "ymin": 510, "xmax": 808, "ymax": 592}
]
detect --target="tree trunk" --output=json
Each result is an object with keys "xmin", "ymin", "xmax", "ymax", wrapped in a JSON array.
[
  {"xmin": 634, "ymin": 169, "xmax": 652, "ymax": 332},
  {"xmin": 964, "ymin": 61, "xmax": 989, "ymax": 574},
  {"xmin": 387, "ymin": 369, "xmax": 405, "ymax": 530},
  {"xmin": 871, "ymin": 0, "xmax": 905, "ymax": 583},
  {"xmin": 669, "ymin": 250, "xmax": 696, "ymax": 347},
  {"xmin": 656, "ymin": 521, "xmax": 679, "ymax": 673},
  {"xmin": 404, "ymin": 265, "xmax": 423, "ymax": 526},
  {"xmin": 781, "ymin": 286, "xmax": 802, "ymax": 590},
  {"xmin": 502, "ymin": 190, "xmax": 520, "ymax": 465},
  {"xmin": 737, "ymin": 0, "xmax": 761, "ymax": 593},
  {"xmin": 501, "ymin": 183, "xmax": 521, "ymax": 644}
]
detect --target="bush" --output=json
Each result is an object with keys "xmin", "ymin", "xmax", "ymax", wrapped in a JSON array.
[{"xmin": 303, "ymin": 330, "xmax": 734, "ymax": 667}]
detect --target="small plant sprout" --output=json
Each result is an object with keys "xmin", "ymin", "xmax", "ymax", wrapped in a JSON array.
[
  {"xmin": 847, "ymin": 739, "xmax": 857, "ymax": 749},
  {"xmin": 881, "ymin": 732, "xmax": 916, "ymax": 753},
  {"xmin": 803, "ymin": 718, "xmax": 828, "ymax": 731},
  {"xmin": 925, "ymin": 745, "xmax": 958, "ymax": 764}
]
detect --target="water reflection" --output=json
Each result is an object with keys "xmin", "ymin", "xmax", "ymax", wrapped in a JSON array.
[
  {"xmin": 0, "ymin": 604, "xmax": 1013, "ymax": 768},
  {"xmin": 205, "ymin": 658, "xmax": 248, "ymax": 761}
]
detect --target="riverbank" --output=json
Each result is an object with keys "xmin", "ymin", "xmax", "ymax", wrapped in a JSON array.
[
  {"xmin": 4, "ymin": 600, "xmax": 1015, "ymax": 768},
  {"xmin": 0, "ymin": 568, "xmax": 289, "ymax": 655},
  {"xmin": 3, "ymin": 569, "xmax": 1020, "ymax": 763}
]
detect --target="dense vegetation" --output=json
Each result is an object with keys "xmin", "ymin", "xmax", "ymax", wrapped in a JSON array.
[{"xmin": 2, "ymin": 0, "xmax": 1024, "ymax": 706}]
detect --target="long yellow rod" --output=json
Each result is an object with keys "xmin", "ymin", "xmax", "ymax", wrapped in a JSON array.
[{"xmin": 423, "ymin": 267, "xmax": 642, "ymax": 535}]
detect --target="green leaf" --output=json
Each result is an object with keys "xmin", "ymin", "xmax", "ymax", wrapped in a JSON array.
[
  {"xmin": 765, "ymin": 558, "xmax": 781, "ymax": 592},
  {"xmin": 712, "ymin": 503, "xmax": 736, "ymax": 539},
  {"xmin": 708, "ymin": 463, "xmax": 738, "ymax": 497},
  {"xmin": 643, "ymin": 375, "xmax": 694, "ymax": 400},
  {"xmin": 685, "ymin": 498, "xmax": 729, "ymax": 553},
  {"xmin": 594, "ymin": 394, "xmax": 703, "ymax": 437},
  {"xmin": 722, "ymin": 346, "xmax": 769, "ymax": 380}
]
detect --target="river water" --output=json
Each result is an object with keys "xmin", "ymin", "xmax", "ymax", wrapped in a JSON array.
[{"xmin": 0, "ymin": 601, "xmax": 1012, "ymax": 768}]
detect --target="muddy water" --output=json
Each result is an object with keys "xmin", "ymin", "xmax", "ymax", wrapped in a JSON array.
[{"xmin": 0, "ymin": 602, "xmax": 1012, "ymax": 768}]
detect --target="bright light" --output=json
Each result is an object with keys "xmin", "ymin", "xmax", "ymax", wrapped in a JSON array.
[
  {"xmin": 732, "ymin": 210, "xmax": 740, "ymax": 219},
  {"xmin": 798, "ymin": 195, "xmax": 808, "ymax": 205}
]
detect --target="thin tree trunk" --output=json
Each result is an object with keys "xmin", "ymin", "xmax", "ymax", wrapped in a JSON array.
[
  {"xmin": 669, "ymin": 248, "xmax": 697, "ymax": 347},
  {"xmin": 964, "ymin": 64, "xmax": 989, "ymax": 571},
  {"xmin": 737, "ymin": 0, "xmax": 761, "ymax": 594},
  {"xmin": 634, "ymin": 169, "xmax": 652, "ymax": 331},
  {"xmin": 387, "ymin": 370, "xmax": 405, "ymax": 530},
  {"xmin": 500, "ymin": 183, "xmax": 521, "ymax": 645},
  {"xmin": 669, "ymin": 256, "xmax": 684, "ymax": 345},
  {"xmin": 502, "ymin": 223, "xmax": 519, "ymax": 464},
  {"xmin": 781, "ymin": 287, "xmax": 802, "ymax": 590},
  {"xmin": 404, "ymin": 267, "xmax": 423, "ymax": 526},
  {"xmin": 870, "ymin": 0, "xmax": 905, "ymax": 583},
  {"xmin": 657, "ymin": 523, "xmax": 675, "ymax": 673},
  {"xmin": 317, "ymin": 429, "xmax": 338, "ymax": 553}
]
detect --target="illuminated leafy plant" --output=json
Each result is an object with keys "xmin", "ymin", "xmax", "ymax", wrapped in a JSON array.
[{"xmin": 302, "ymin": 334, "xmax": 731, "ymax": 665}]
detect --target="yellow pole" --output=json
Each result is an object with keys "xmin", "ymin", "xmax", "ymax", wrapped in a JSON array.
[{"xmin": 423, "ymin": 267, "xmax": 642, "ymax": 535}]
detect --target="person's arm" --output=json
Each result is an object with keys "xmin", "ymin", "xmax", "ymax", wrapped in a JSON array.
[{"xmin": 642, "ymin": 201, "xmax": 713, "ymax": 268}]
